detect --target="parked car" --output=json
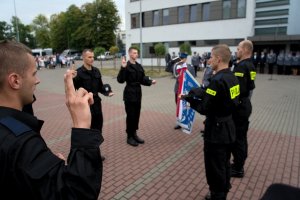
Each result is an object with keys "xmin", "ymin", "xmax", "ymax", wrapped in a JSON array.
[{"xmin": 97, "ymin": 51, "xmax": 114, "ymax": 60}]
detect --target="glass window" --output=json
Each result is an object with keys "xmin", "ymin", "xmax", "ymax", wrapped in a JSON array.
[
  {"xmin": 131, "ymin": 14, "xmax": 138, "ymax": 29},
  {"xmin": 202, "ymin": 3, "xmax": 210, "ymax": 21},
  {"xmin": 153, "ymin": 10, "xmax": 160, "ymax": 26},
  {"xmin": 190, "ymin": 5, "xmax": 198, "ymax": 22},
  {"xmin": 163, "ymin": 9, "xmax": 169, "ymax": 25},
  {"xmin": 178, "ymin": 6, "xmax": 185, "ymax": 23},
  {"xmin": 223, "ymin": 0, "xmax": 231, "ymax": 19},
  {"xmin": 237, "ymin": 0, "xmax": 246, "ymax": 18}
]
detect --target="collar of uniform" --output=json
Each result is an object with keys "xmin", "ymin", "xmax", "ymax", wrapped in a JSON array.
[
  {"xmin": 215, "ymin": 68, "xmax": 230, "ymax": 75},
  {"xmin": 0, "ymin": 106, "xmax": 44, "ymax": 133},
  {"xmin": 80, "ymin": 65, "xmax": 95, "ymax": 72}
]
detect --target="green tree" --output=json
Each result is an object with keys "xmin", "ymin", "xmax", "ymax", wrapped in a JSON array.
[
  {"xmin": 154, "ymin": 43, "xmax": 166, "ymax": 72},
  {"xmin": 0, "ymin": 21, "xmax": 12, "ymax": 40},
  {"xmin": 93, "ymin": 0, "xmax": 121, "ymax": 49},
  {"xmin": 109, "ymin": 45, "xmax": 119, "ymax": 69},
  {"xmin": 179, "ymin": 43, "xmax": 191, "ymax": 55},
  {"xmin": 10, "ymin": 17, "xmax": 35, "ymax": 48},
  {"xmin": 94, "ymin": 46, "xmax": 106, "ymax": 68},
  {"xmin": 50, "ymin": 13, "xmax": 69, "ymax": 53},
  {"xmin": 31, "ymin": 14, "xmax": 51, "ymax": 48}
]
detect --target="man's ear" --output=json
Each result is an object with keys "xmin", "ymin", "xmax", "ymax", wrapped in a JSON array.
[{"xmin": 7, "ymin": 73, "xmax": 22, "ymax": 89}]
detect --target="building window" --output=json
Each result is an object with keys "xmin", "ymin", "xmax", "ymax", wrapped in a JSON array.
[
  {"xmin": 256, "ymin": 0, "xmax": 290, "ymax": 8},
  {"xmin": 255, "ymin": 27, "xmax": 287, "ymax": 36},
  {"xmin": 255, "ymin": 18, "xmax": 288, "ymax": 26},
  {"xmin": 131, "ymin": 14, "xmax": 138, "ymax": 29},
  {"xmin": 237, "ymin": 0, "xmax": 246, "ymax": 18},
  {"xmin": 153, "ymin": 10, "xmax": 160, "ymax": 26},
  {"xmin": 202, "ymin": 3, "xmax": 210, "ymax": 21},
  {"xmin": 223, "ymin": 0, "xmax": 231, "ymax": 19},
  {"xmin": 163, "ymin": 9, "xmax": 169, "ymax": 25},
  {"xmin": 190, "ymin": 5, "xmax": 198, "ymax": 22},
  {"xmin": 256, "ymin": 9, "xmax": 289, "ymax": 18},
  {"xmin": 178, "ymin": 6, "xmax": 185, "ymax": 23}
]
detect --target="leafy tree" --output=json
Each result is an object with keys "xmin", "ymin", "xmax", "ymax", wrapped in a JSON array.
[
  {"xmin": 94, "ymin": 46, "xmax": 106, "ymax": 57},
  {"xmin": 50, "ymin": 13, "xmax": 69, "ymax": 53},
  {"xmin": 31, "ymin": 14, "xmax": 50, "ymax": 48},
  {"xmin": 93, "ymin": 0, "xmax": 121, "ymax": 49},
  {"xmin": 9, "ymin": 17, "xmax": 35, "ymax": 48},
  {"xmin": 94, "ymin": 46, "xmax": 106, "ymax": 68},
  {"xmin": 0, "ymin": 21, "xmax": 12, "ymax": 40},
  {"xmin": 154, "ymin": 43, "xmax": 166, "ymax": 72},
  {"xmin": 109, "ymin": 45, "xmax": 119, "ymax": 69},
  {"xmin": 117, "ymin": 34, "xmax": 125, "ymax": 52},
  {"xmin": 179, "ymin": 43, "xmax": 191, "ymax": 55}
]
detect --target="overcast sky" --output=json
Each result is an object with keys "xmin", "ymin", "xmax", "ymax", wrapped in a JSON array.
[{"xmin": 0, "ymin": 0, "xmax": 125, "ymax": 29}]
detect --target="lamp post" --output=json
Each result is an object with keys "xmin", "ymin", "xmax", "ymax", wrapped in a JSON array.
[
  {"xmin": 13, "ymin": 0, "xmax": 20, "ymax": 42},
  {"xmin": 139, "ymin": 0, "xmax": 143, "ymax": 64}
]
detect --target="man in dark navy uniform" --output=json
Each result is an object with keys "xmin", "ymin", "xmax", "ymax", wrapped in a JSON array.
[
  {"xmin": 73, "ymin": 49, "xmax": 114, "ymax": 161},
  {"xmin": 117, "ymin": 47, "xmax": 156, "ymax": 146},
  {"xmin": 231, "ymin": 40, "xmax": 256, "ymax": 178},
  {"xmin": 181, "ymin": 44, "xmax": 240, "ymax": 200},
  {"xmin": 0, "ymin": 40, "xmax": 102, "ymax": 199}
]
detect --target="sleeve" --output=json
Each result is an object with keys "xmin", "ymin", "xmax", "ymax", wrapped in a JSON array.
[
  {"xmin": 140, "ymin": 66, "xmax": 152, "ymax": 86},
  {"xmin": 117, "ymin": 67, "xmax": 127, "ymax": 84},
  {"xmin": 189, "ymin": 79, "xmax": 218, "ymax": 115},
  {"xmin": 141, "ymin": 76, "xmax": 152, "ymax": 86},
  {"xmin": 247, "ymin": 63, "xmax": 256, "ymax": 91},
  {"xmin": 19, "ymin": 128, "xmax": 103, "ymax": 200},
  {"xmin": 73, "ymin": 69, "xmax": 81, "ymax": 90}
]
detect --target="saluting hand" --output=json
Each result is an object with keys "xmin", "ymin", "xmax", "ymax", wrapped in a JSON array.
[
  {"xmin": 121, "ymin": 56, "xmax": 127, "ymax": 68},
  {"xmin": 64, "ymin": 69, "xmax": 93, "ymax": 129}
]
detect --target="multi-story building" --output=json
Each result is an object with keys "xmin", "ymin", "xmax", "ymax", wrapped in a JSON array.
[{"xmin": 125, "ymin": 0, "xmax": 300, "ymax": 65}]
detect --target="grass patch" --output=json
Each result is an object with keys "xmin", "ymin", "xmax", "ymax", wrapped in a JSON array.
[{"xmin": 99, "ymin": 67, "xmax": 171, "ymax": 78}]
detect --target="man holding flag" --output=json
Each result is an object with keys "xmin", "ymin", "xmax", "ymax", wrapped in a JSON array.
[
  {"xmin": 173, "ymin": 52, "xmax": 195, "ymax": 131},
  {"xmin": 180, "ymin": 44, "xmax": 240, "ymax": 200}
]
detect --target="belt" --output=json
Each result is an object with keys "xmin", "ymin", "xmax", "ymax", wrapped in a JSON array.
[
  {"xmin": 127, "ymin": 82, "xmax": 140, "ymax": 86},
  {"xmin": 212, "ymin": 115, "xmax": 232, "ymax": 123}
]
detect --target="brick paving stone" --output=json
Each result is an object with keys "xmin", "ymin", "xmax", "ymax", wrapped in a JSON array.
[{"xmin": 25, "ymin": 69, "xmax": 300, "ymax": 200}]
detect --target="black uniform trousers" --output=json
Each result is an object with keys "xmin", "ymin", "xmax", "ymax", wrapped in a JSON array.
[
  {"xmin": 204, "ymin": 142, "xmax": 231, "ymax": 200},
  {"xmin": 125, "ymin": 101, "xmax": 141, "ymax": 138},
  {"xmin": 91, "ymin": 100, "xmax": 103, "ymax": 133},
  {"xmin": 232, "ymin": 98, "xmax": 252, "ymax": 170}
]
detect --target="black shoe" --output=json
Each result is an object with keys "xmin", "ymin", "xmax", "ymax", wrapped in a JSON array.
[
  {"xmin": 101, "ymin": 156, "xmax": 105, "ymax": 161},
  {"xmin": 204, "ymin": 192, "xmax": 211, "ymax": 200},
  {"xmin": 174, "ymin": 125, "xmax": 181, "ymax": 129},
  {"xmin": 127, "ymin": 137, "xmax": 139, "ymax": 147},
  {"xmin": 231, "ymin": 167, "xmax": 244, "ymax": 178},
  {"xmin": 133, "ymin": 134, "xmax": 145, "ymax": 144}
]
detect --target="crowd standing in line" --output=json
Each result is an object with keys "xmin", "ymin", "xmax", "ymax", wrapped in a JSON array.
[{"xmin": 3, "ymin": 38, "xmax": 300, "ymax": 200}]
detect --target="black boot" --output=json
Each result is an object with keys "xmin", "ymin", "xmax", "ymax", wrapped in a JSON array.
[
  {"xmin": 133, "ymin": 132, "xmax": 145, "ymax": 144},
  {"xmin": 127, "ymin": 137, "xmax": 139, "ymax": 147},
  {"xmin": 231, "ymin": 164, "xmax": 244, "ymax": 178}
]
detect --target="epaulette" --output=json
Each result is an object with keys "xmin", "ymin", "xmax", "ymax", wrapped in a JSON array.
[{"xmin": 0, "ymin": 117, "xmax": 32, "ymax": 137}]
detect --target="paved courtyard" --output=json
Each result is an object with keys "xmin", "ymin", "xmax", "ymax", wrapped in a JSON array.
[{"xmin": 33, "ymin": 67, "xmax": 300, "ymax": 200}]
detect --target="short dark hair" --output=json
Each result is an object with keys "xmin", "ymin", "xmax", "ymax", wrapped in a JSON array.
[
  {"xmin": 82, "ymin": 49, "xmax": 93, "ymax": 55},
  {"xmin": 0, "ymin": 40, "xmax": 32, "ymax": 88},
  {"xmin": 128, "ymin": 46, "xmax": 138, "ymax": 53},
  {"xmin": 212, "ymin": 44, "xmax": 231, "ymax": 64}
]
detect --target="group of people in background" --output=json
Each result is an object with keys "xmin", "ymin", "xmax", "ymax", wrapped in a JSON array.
[{"xmin": 252, "ymin": 50, "xmax": 300, "ymax": 75}]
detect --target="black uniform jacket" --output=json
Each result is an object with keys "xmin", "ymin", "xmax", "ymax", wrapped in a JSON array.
[
  {"xmin": 117, "ymin": 61, "xmax": 152, "ymax": 102},
  {"xmin": 233, "ymin": 58, "xmax": 256, "ymax": 98},
  {"xmin": 73, "ymin": 66, "xmax": 110, "ymax": 115},
  {"xmin": 186, "ymin": 68, "xmax": 240, "ymax": 144},
  {"xmin": 233, "ymin": 58, "xmax": 256, "ymax": 117},
  {"xmin": 0, "ymin": 106, "xmax": 103, "ymax": 200}
]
